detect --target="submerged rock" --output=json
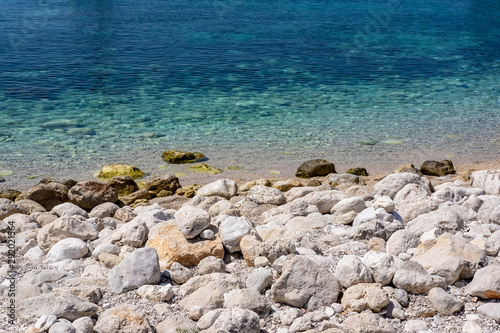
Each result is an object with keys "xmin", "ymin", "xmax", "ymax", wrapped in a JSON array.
[
  {"xmin": 162, "ymin": 150, "xmax": 205, "ymax": 164},
  {"xmin": 188, "ymin": 163, "xmax": 223, "ymax": 174}
]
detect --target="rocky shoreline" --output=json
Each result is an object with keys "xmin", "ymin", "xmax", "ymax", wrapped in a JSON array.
[{"xmin": 1, "ymin": 158, "xmax": 500, "ymax": 333}]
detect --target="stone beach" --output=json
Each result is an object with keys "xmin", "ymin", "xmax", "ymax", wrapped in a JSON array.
[{"xmin": 1, "ymin": 158, "xmax": 500, "ymax": 333}]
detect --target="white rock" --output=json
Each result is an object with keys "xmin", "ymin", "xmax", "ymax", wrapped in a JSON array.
[
  {"xmin": 362, "ymin": 251, "xmax": 397, "ymax": 286},
  {"xmin": 374, "ymin": 172, "xmax": 432, "ymax": 199},
  {"xmin": 197, "ymin": 179, "xmax": 238, "ymax": 199},
  {"xmin": 24, "ymin": 246, "xmax": 45, "ymax": 261},
  {"xmin": 45, "ymin": 238, "xmax": 89, "ymax": 263},
  {"xmin": 404, "ymin": 319, "xmax": 428, "ymax": 332},
  {"xmin": 92, "ymin": 243, "xmax": 120, "ymax": 258},
  {"xmin": 200, "ymin": 229, "xmax": 215, "ymax": 239},
  {"xmin": 51, "ymin": 202, "xmax": 89, "ymax": 218},
  {"xmin": 471, "ymin": 169, "xmax": 500, "ymax": 194},
  {"xmin": 334, "ymin": 255, "xmax": 373, "ymax": 288},
  {"xmin": 136, "ymin": 284, "xmax": 174, "ymax": 302},
  {"xmin": 247, "ymin": 185, "xmax": 286, "ymax": 205},
  {"xmin": 219, "ymin": 216, "xmax": 252, "ymax": 253},
  {"xmin": 373, "ymin": 195, "xmax": 395, "ymax": 212}
]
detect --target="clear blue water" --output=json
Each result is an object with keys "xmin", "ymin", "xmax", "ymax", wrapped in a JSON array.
[{"xmin": 1, "ymin": 0, "xmax": 500, "ymax": 182}]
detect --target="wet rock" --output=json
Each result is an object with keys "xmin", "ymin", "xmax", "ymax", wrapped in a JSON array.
[
  {"xmin": 197, "ymin": 178, "xmax": 238, "ymax": 199},
  {"xmin": 97, "ymin": 164, "xmax": 145, "ymax": 180},
  {"xmin": 141, "ymin": 175, "xmax": 181, "ymax": 195},
  {"xmin": 16, "ymin": 181, "xmax": 69, "ymax": 211},
  {"xmin": 271, "ymin": 255, "xmax": 341, "ymax": 309},
  {"xmin": 419, "ymin": 160, "xmax": 455, "ymax": 176},
  {"xmin": 94, "ymin": 305, "xmax": 152, "ymax": 333},
  {"xmin": 108, "ymin": 247, "xmax": 161, "ymax": 294},
  {"xmin": 464, "ymin": 264, "xmax": 500, "ymax": 299},
  {"xmin": 162, "ymin": 150, "xmax": 205, "ymax": 164},
  {"xmin": 107, "ymin": 175, "xmax": 140, "ymax": 196},
  {"xmin": 428, "ymin": 287, "xmax": 463, "ymax": 315},
  {"xmin": 296, "ymin": 159, "xmax": 336, "ymax": 178},
  {"xmin": 0, "ymin": 189, "xmax": 21, "ymax": 201},
  {"xmin": 146, "ymin": 222, "xmax": 224, "ymax": 269},
  {"xmin": 346, "ymin": 167, "xmax": 369, "ymax": 176},
  {"xmin": 68, "ymin": 181, "xmax": 118, "ymax": 209}
]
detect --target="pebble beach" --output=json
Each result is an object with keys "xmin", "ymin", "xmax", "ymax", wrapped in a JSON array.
[{"xmin": 1, "ymin": 156, "xmax": 500, "ymax": 333}]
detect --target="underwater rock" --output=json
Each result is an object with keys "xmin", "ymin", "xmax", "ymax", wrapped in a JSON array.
[
  {"xmin": 188, "ymin": 163, "xmax": 223, "ymax": 175},
  {"xmin": 346, "ymin": 167, "xmax": 369, "ymax": 176},
  {"xmin": 98, "ymin": 164, "xmax": 145, "ymax": 180},
  {"xmin": 162, "ymin": 150, "xmax": 205, "ymax": 164}
]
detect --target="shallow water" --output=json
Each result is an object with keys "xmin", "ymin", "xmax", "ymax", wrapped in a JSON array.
[{"xmin": 1, "ymin": 0, "xmax": 500, "ymax": 185}]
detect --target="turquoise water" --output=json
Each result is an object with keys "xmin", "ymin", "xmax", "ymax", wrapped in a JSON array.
[{"xmin": 1, "ymin": 0, "xmax": 500, "ymax": 181}]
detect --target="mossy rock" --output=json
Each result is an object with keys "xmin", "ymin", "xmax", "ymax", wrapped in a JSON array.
[
  {"xmin": 188, "ymin": 163, "xmax": 223, "ymax": 174},
  {"xmin": 162, "ymin": 150, "xmax": 205, "ymax": 164},
  {"xmin": 176, "ymin": 184, "xmax": 201, "ymax": 198},
  {"xmin": 0, "ymin": 170, "xmax": 14, "ymax": 176},
  {"xmin": 346, "ymin": 167, "xmax": 369, "ymax": 176},
  {"xmin": 0, "ymin": 189, "xmax": 21, "ymax": 201},
  {"xmin": 98, "ymin": 164, "xmax": 145, "ymax": 180},
  {"xmin": 226, "ymin": 165, "xmax": 244, "ymax": 171}
]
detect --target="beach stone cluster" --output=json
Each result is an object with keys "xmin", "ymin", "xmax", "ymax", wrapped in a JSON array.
[{"xmin": 1, "ymin": 163, "xmax": 500, "ymax": 333}]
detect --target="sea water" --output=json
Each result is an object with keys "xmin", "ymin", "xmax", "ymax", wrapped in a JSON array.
[{"xmin": 0, "ymin": 0, "xmax": 499, "ymax": 181}]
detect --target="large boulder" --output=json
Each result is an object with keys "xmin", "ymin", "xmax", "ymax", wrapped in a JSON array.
[
  {"xmin": 146, "ymin": 222, "xmax": 224, "ymax": 269},
  {"xmin": 374, "ymin": 172, "xmax": 432, "ymax": 199},
  {"xmin": 16, "ymin": 181, "xmax": 69, "ymax": 211},
  {"xmin": 271, "ymin": 255, "xmax": 341, "ymax": 309},
  {"xmin": 17, "ymin": 294, "xmax": 97, "ymax": 325},
  {"xmin": 296, "ymin": 159, "xmax": 336, "ymax": 178},
  {"xmin": 419, "ymin": 160, "xmax": 455, "ymax": 176},
  {"xmin": 97, "ymin": 164, "xmax": 145, "ymax": 180},
  {"xmin": 68, "ymin": 181, "xmax": 118, "ymax": 209},
  {"xmin": 196, "ymin": 179, "xmax": 238, "ymax": 199},
  {"xmin": 37, "ymin": 216, "xmax": 98, "ymax": 252},
  {"xmin": 94, "ymin": 305, "xmax": 152, "ymax": 333},
  {"xmin": 411, "ymin": 233, "xmax": 487, "ymax": 284},
  {"xmin": 108, "ymin": 247, "xmax": 161, "ymax": 294}
]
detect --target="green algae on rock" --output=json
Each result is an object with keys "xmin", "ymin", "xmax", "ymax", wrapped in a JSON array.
[
  {"xmin": 162, "ymin": 150, "xmax": 205, "ymax": 164},
  {"xmin": 0, "ymin": 170, "xmax": 14, "ymax": 176},
  {"xmin": 188, "ymin": 163, "xmax": 223, "ymax": 174},
  {"xmin": 97, "ymin": 164, "xmax": 145, "ymax": 180},
  {"xmin": 176, "ymin": 184, "xmax": 201, "ymax": 198},
  {"xmin": 346, "ymin": 167, "xmax": 369, "ymax": 177},
  {"xmin": 226, "ymin": 165, "xmax": 244, "ymax": 171}
]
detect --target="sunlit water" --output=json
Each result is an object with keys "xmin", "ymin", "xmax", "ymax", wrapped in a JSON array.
[{"xmin": 1, "ymin": 0, "xmax": 499, "ymax": 184}]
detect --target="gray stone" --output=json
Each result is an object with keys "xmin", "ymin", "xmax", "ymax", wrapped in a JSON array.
[
  {"xmin": 343, "ymin": 312, "xmax": 395, "ymax": 333},
  {"xmin": 471, "ymin": 169, "xmax": 500, "ymax": 194},
  {"xmin": 393, "ymin": 183, "xmax": 433, "ymax": 222},
  {"xmin": 362, "ymin": 251, "xmax": 397, "ymax": 286},
  {"xmin": 17, "ymin": 293, "xmax": 97, "ymax": 325},
  {"xmin": 196, "ymin": 308, "xmax": 260, "ymax": 333},
  {"xmin": 464, "ymin": 264, "xmax": 500, "ymax": 299},
  {"xmin": 156, "ymin": 315, "xmax": 197, "ymax": 333},
  {"xmin": 198, "ymin": 256, "xmax": 226, "ymax": 275},
  {"xmin": 404, "ymin": 319, "xmax": 428, "ymax": 332},
  {"xmin": 271, "ymin": 255, "xmax": 341, "ymax": 309},
  {"xmin": 394, "ymin": 289, "xmax": 409, "ymax": 307},
  {"xmin": 386, "ymin": 229, "xmax": 420, "ymax": 256},
  {"xmin": 0, "ymin": 198, "xmax": 26, "ymax": 219},
  {"xmin": 247, "ymin": 185, "xmax": 286, "ymax": 205},
  {"xmin": 328, "ymin": 173, "xmax": 365, "ymax": 188},
  {"xmin": 407, "ymin": 207, "xmax": 465, "ymax": 236},
  {"xmin": 72, "ymin": 316, "xmax": 94, "ymax": 333},
  {"xmin": 169, "ymin": 262, "xmax": 193, "ymax": 284},
  {"xmin": 174, "ymin": 206, "xmax": 211, "ymax": 239},
  {"xmin": 477, "ymin": 303, "xmax": 500, "ymax": 323},
  {"xmin": 223, "ymin": 288, "xmax": 271, "ymax": 316},
  {"xmin": 136, "ymin": 284, "xmax": 174, "ymax": 302},
  {"xmin": 20, "ymin": 269, "xmax": 68, "ymax": 287},
  {"xmin": 108, "ymin": 247, "xmax": 161, "ymax": 294},
  {"xmin": 246, "ymin": 268, "xmax": 273, "ymax": 292},
  {"xmin": 373, "ymin": 196, "xmax": 395, "ymax": 213},
  {"xmin": 196, "ymin": 179, "xmax": 238, "ymax": 199},
  {"xmin": 48, "ymin": 321, "xmax": 76, "ymax": 333},
  {"xmin": 334, "ymin": 255, "xmax": 373, "ymax": 288},
  {"xmin": 45, "ymin": 238, "xmax": 89, "ymax": 263},
  {"xmin": 94, "ymin": 305, "xmax": 152, "ymax": 333},
  {"xmin": 428, "ymin": 287, "xmax": 463, "ymax": 315},
  {"xmin": 393, "ymin": 261, "xmax": 446, "ymax": 294},
  {"xmin": 51, "ymin": 202, "xmax": 89, "ymax": 218},
  {"xmin": 330, "ymin": 197, "xmax": 366, "ymax": 224},
  {"xmin": 91, "ymin": 243, "xmax": 120, "ymax": 258},
  {"xmin": 106, "ymin": 220, "xmax": 148, "ymax": 247},
  {"xmin": 292, "ymin": 190, "xmax": 347, "ymax": 214},
  {"xmin": 219, "ymin": 216, "xmax": 252, "ymax": 253},
  {"xmin": 89, "ymin": 202, "xmax": 120, "ymax": 219}
]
